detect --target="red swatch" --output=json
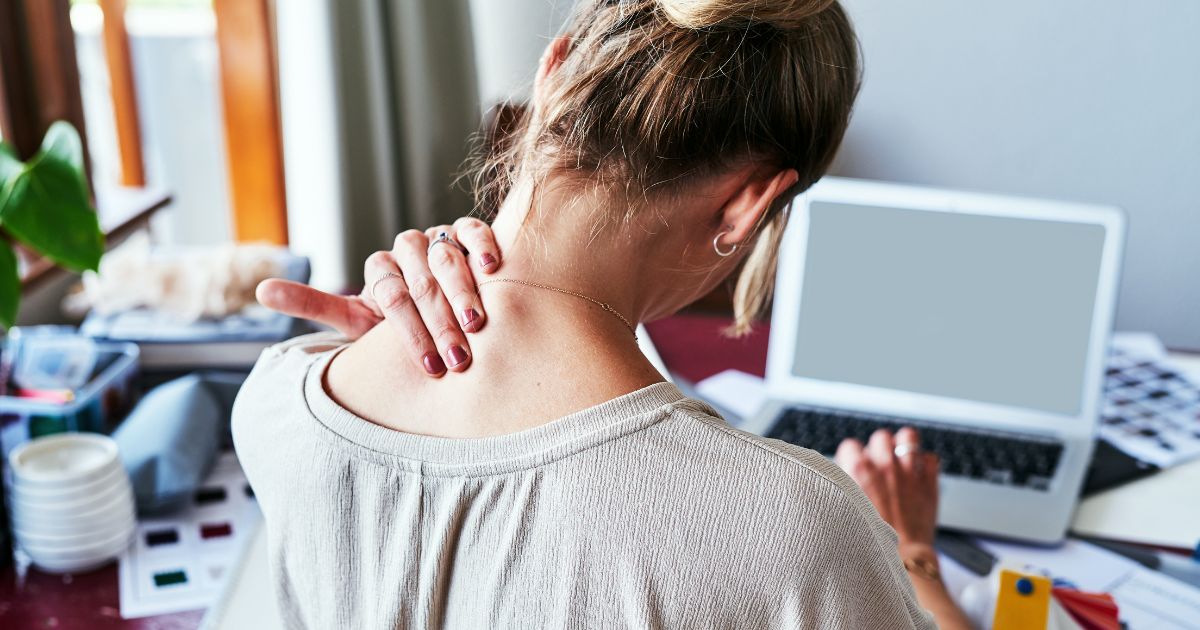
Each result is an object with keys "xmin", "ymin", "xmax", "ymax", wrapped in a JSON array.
[{"xmin": 199, "ymin": 522, "xmax": 233, "ymax": 540}]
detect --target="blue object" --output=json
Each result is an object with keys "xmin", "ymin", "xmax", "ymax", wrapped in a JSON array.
[
  {"xmin": 113, "ymin": 373, "xmax": 235, "ymax": 514},
  {"xmin": 1016, "ymin": 577, "xmax": 1035, "ymax": 595}
]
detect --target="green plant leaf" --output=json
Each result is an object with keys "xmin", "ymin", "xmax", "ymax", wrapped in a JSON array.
[
  {"xmin": 40, "ymin": 121, "xmax": 86, "ymax": 171},
  {"xmin": 0, "ymin": 242, "xmax": 19, "ymax": 329},
  {"xmin": 0, "ymin": 152, "xmax": 104, "ymax": 271},
  {"xmin": 0, "ymin": 143, "xmax": 21, "ymax": 216}
]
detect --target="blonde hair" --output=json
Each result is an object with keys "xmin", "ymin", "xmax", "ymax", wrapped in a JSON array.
[{"xmin": 470, "ymin": 0, "xmax": 860, "ymax": 335}]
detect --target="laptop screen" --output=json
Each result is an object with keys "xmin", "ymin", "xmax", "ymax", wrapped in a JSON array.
[{"xmin": 791, "ymin": 201, "xmax": 1107, "ymax": 416}]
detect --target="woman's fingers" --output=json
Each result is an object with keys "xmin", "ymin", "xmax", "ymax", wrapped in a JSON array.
[
  {"xmin": 895, "ymin": 426, "xmax": 922, "ymax": 474},
  {"xmin": 867, "ymin": 428, "xmax": 897, "ymax": 469},
  {"xmin": 393, "ymin": 230, "xmax": 473, "ymax": 372},
  {"xmin": 453, "ymin": 216, "xmax": 502, "ymax": 275},
  {"xmin": 256, "ymin": 279, "xmax": 378, "ymax": 339},
  {"xmin": 834, "ymin": 437, "xmax": 865, "ymax": 472},
  {"xmin": 364, "ymin": 249, "xmax": 447, "ymax": 377},
  {"xmin": 424, "ymin": 225, "xmax": 486, "ymax": 333}
]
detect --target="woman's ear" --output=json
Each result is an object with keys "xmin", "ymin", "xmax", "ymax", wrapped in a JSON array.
[
  {"xmin": 717, "ymin": 168, "xmax": 800, "ymax": 248},
  {"xmin": 534, "ymin": 36, "xmax": 572, "ymax": 105}
]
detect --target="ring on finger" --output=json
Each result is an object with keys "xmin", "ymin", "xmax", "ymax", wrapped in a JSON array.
[
  {"xmin": 370, "ymin": 271, "xmax": 403, "ymax": 300},
  {"xmin": 893, "ymin": 442, "xmax": 920, "ymax": 458},
  {"xmin": 427, "ymin": 231, "xmax": 468, "ymax": 256}
]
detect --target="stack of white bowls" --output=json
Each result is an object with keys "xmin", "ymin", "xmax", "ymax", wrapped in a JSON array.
[{"xmin": 6, "ymin": 433, "xmax": 136, "ymax": 573}]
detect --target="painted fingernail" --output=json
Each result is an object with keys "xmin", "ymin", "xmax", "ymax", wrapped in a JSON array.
[
  {"xmin": 447, "ymin": 345, "xmax": 469, "ymax": 368},
  {"xmin": 461, "ymin": 308, "xmax": 480, "ymax": 330},
  {"xmin": 422, "ymin": 352, "xmax": 446, "ymax": 375},
  {"xmin": 479, "ymin": 253, "xmax": 497, "ymax": 269}
]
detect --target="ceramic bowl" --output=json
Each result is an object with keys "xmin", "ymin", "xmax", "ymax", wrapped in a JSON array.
[
  {"xmin": 7, "ymin": 473, "xmax": 133, "ymax": 525},
  {"xmin": 19, "ymin": 526, "xmax": 134, "ymax": 574},
  {"xmin": 15, "ymin": 511, "xmax": 135, "ymax": 549},
  {"xmin": 8, "ymin": 434, "xmax": 121, "ymax": 489},
  {"xmin": 7, "ymin": 461, "xmax": 126, "ymax": 504}
]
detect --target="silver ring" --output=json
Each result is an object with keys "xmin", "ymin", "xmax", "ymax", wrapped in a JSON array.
[
  {"xmin": 370, "ymin": 271, "xmax": 403, "ymax": 300},
  {"xmin": 893, "ymin": 443, "xmax": 920, "ymax": 459},
  {"xmin": 427, "ymin": 231, "xmax": 468, "ymax": 256}
]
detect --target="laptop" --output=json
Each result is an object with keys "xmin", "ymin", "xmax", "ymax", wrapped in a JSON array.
[{"xmin": 741, "ymin": 177, "xmax": 1125, "ymax": 543}]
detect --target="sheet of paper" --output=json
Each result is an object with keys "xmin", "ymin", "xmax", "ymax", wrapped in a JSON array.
[
  {"xmin": 118, "ymin": 453, "xmax": 261, "ymax": 619},
  {"xmin": 695, "ymin": 369, "xmax": 766, "ymax": 424}
]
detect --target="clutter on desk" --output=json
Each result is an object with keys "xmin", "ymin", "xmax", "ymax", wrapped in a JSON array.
[
  {"xmin": 0, "ymin": 328, "xmax": 139, "ymax": 456},
  {"xmin": 945, "ymin": 537, "xmax": 1200, "ymax": 630},
  {"xmin": 6, "ymin": 434, "xmax": 136, "ymax": 574},
  {"xmin": 987, "ymin": 569, "xmax": 1119, "ymax": 630},
  {"xmin": 75, "ymin": 237, "xmax": 310, "ymax": 371},
  {"xmin": 118, "ymin": 452, "xmax": 259, "ymax": 619}
]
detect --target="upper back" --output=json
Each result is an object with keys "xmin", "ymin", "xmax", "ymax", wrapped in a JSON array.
[{"xmin": 232, "ymin": 333, "xmax": 933, "ymax": 629}]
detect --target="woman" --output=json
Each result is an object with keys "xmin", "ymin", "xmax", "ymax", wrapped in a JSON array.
[{"xmin": 236, "ymin": 0, "xmax": 973, "ymax": 627}]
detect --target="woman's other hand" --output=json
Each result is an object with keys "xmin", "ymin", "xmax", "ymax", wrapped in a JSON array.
[
  {"xmin": 256, "ymin": 217, "xmax": 502, "ymax": 376},
  {"xmin": 835, "ymin": 427, "xmax": 940, "ymax": 548}
]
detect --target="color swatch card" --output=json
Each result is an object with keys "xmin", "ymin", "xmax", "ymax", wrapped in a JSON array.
[
  {"xmin": 118, "ymin": 452, "xmax": 261, "ymax": 619},
  {"xmin": 1100, "ymin": 348, "xmax": 1200, "ymax": 468}
]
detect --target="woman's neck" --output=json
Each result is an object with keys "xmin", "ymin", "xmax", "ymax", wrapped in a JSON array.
[
  {"xmin": 324, "ymin": 186, "xmax": 667, "ymax": 438},
  {"xmin": 488, "ymin": 182, "xmax": 658, "ymax": 326}
]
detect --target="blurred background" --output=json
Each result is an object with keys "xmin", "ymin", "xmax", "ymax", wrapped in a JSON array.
[{"xmin": 3, "ymin": 0, "xmax": 1197, "ymax": 348}]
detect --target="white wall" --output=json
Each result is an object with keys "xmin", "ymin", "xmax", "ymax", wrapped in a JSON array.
[
  {"xmin": 833, "ymin": 0, "xmax": 1200, "ymax": 350},
  {"xmin": 468, "ymin": 0, "xmax": 574, "ymax": 107}
]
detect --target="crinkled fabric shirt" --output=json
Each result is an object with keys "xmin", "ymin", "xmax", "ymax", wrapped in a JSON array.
[{"xmin": 232, "ymin": 333, "xmax": 935, "ymax": 629}]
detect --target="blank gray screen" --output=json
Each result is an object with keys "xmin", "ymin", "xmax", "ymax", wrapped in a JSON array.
[{"xmin": 792, "ymin": 202, "xmax": 1106, "ymax": 415}]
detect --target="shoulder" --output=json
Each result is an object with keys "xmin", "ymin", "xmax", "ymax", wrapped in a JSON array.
[
  {"xmin": 665, "ymin": 399, "xmax": 882, "ymax": 520},
  {"xmin": 231, "ymin": 332, "xmax": 347, "ymax": 458},
  {"xmin": 658, "ymin": 402, "xmax": 935, "ymax": 628},
  {"xmin": 238, "ymin": 331, "xmax": 347, "ymax": 395}
]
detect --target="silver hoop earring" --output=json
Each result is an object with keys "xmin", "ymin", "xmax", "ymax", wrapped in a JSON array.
[{"xmin": 713, "ymin": 231, "xmax": 738, "ymax": 257}]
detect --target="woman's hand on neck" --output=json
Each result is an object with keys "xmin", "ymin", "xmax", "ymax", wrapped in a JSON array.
[{"xmin": 324, "ymin": 184, "xmax": 669, "ymax": 439}]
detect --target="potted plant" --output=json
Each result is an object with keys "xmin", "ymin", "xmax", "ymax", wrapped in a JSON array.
[
  {"xmin": 0, "ymin": 121, "xmax": 105, "ymax": 566},
  {"xmin": 0, "ymin": 120, "xmax": 105, "ymax": 328}
]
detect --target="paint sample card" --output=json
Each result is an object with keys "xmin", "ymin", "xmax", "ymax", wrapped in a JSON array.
[
  {"xmin": 1099, "ymin": 348, "xmax": 1200, "ymax": 468},
  {"xmin": 118, "ymin": 453, "xmax": 261, "ymax": 619}
]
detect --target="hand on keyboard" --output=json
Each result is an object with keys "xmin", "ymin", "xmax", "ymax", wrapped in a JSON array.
[{"xmin": 835, "ymin": 427, "xmax": 940, "ymax": 548}]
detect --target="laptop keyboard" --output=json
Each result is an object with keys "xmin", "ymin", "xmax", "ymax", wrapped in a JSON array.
[{"xmin": 766, "ymin": 407, "xmax": 1065, "ymax": 491}]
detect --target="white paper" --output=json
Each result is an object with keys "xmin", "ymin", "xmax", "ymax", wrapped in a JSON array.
[
  {"xmin": 695, "ymin": 369, "xmax": 766, "ymax": 424},
  {"xmin": 118, "ymin": 453, "xmax": 261, "ymax": 619}
]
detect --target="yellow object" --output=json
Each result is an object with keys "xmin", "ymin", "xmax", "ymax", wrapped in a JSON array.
[{"xmin": 993, "ymin": 570, "xmax": 1052, "ymax": 630}]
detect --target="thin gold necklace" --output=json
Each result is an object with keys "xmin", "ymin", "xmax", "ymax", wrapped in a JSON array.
[{"xmin": 477, "ymin": 278, "xmax": 638, "ymax": 340}]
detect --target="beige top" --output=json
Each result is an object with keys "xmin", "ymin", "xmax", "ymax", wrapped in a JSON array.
[{"xmin": 232, "ymin": 333, "xmax": 935, "ymax": 629}]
